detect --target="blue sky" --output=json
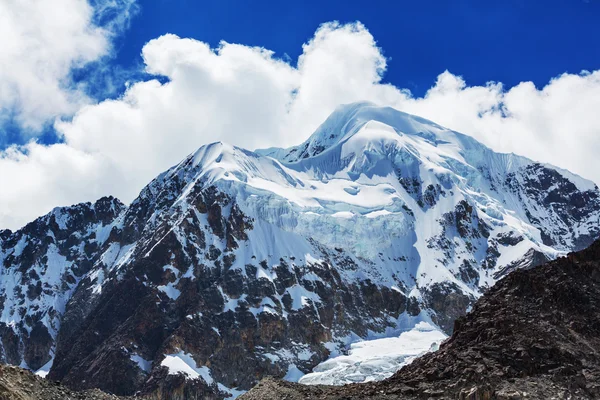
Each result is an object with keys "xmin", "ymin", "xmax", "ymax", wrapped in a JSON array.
[
  {"xmin": 114, "ymin": 0, "xmax": 600, "ymax": 96},
  {"xmin": 15, "ymin": 0, "xmax": 599, "ymax": 148},
  {"xmin": 1, "ymin": 0, "xmax": 599, "ymax": 228}
]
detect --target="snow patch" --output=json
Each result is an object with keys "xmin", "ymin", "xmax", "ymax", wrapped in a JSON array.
[
  {"xmin": 34, "ymin": 358, "xmax": 53, "ymax": 378},
  {"xmin": 284, "ymin": 364, "xmax": 305, "ymax": 382},
  {"xmin": 285, "ymin": 285, "xmax": 321, "ymax": 311},
  {"xmin": 158, "ymin": 283, "xmax": 181, "ymax": 300},
  {"xmin": 130, "ymin": 353, "xmax": 152, "ymax": 373},
  {"xmin": 161, "ymin": 351, "xmax": 213, "ymax": 384},
  {"xmin": 299, "ymin": 322, "xmax": 446, "ymax": 385}
]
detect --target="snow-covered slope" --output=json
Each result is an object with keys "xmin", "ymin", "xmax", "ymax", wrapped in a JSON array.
[
  {"xmin": 0, "ymin": 102, "xmax": 598, "ymax": 399},
  {"xmin": 259, "ymin": 103, "xmax": 600, "ymax": 301}
]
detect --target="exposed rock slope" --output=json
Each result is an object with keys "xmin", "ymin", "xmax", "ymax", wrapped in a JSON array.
[
  {"xmin": 241, "ymin": 239, "xmax": 600, "ymax": 399},
  {"xmin": 0, "ymin": 363, "xmax": 122, "ymax": 400}
]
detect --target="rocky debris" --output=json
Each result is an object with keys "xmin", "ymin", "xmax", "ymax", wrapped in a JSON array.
[
  {"xmin": 0, "ymin": 364, "xmax": 123, "ymax": 400},
  {"xmin": 242, "ymin": 239, "xmax": 600, "ymax": 399},
  {"xmin": 141, "ymin": 372, "xmax": 229, "ymax": 400}
]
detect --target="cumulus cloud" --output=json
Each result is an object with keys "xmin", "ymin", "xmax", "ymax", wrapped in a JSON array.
[
  {"xmin": 0, "ymin": 0, "xmax": 137, "ymax": 133},
  {"xmin": 1, "ymin": 20, "xmax": 599, "ymax": 229}
]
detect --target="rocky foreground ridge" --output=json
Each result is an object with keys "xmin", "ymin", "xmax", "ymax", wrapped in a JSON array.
[
  {"xmin": 0, "ymin": 364, "xmax": 121, "ymax": 400},
  {"xmin": 241, "ymin": 239, "xmax": 600, "ymax": 399}
]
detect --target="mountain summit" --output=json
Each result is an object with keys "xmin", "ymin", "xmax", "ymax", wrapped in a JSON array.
[
  {"xmin": 259, "ymin": 101, "xmax": 471, "ymax": 163},
  {"xmin": 1, "ymin": 103, "xmax": 599, "ymax": 398}
]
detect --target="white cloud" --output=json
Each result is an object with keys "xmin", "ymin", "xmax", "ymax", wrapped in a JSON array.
[
  {"xmin": 1, "ymin": 21, "xmax": 599, "ymax": 229},
  {"xmin": 0, "ymin": 0, "xmax": 137, "ymax": 132}
]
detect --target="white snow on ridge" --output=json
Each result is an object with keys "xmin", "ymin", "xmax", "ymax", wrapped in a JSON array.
[
  {"xmin": 286, "ymin": 284, "xmax": 321, "ymax": 311},
  {"xmin": 2, "ymin": 101, "xmax": 598, "ymax": 392},
  {"xmin": 299, "ymin": 322, "xmax": 446, "ymax": 385},
  {"xmin": 135, "ymin": 102, "xmax": 597, "ymax": 314},
  {"xmin": 161, "ymin": 351, "xmax": 214, "ymax": 383},
  {"xmin": 160, "ymin": 351, "xmax": 245, "ymax": 398}
]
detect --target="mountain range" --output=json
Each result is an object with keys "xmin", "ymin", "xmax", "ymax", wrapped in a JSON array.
[{"xmin": 0, "ymin": 102, "xmax": 598, "ymax": 398}]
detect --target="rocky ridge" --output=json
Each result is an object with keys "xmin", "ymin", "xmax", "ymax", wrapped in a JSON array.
[{"xmin": 0, "ymin": 363, "xmax": 122, "ymax": 400}]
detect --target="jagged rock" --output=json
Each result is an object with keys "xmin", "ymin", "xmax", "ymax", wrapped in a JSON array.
[
  {"xmin": 0, "ymin": 364, "xmax": 122, "ymax": 400},
  {"xmin": 422, "ymin": 282, "xmax": 472, "ymax": 333},
  {"xmin": 0, "ymin": 196, "xmax": 126, "ymax": 370}
]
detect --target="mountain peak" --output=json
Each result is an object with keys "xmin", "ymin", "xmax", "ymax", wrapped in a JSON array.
[
  {"xmin": 191, "ymin": 141, "xmax": 235, "ymax": 167},
  {"xmin": 257, "ymin": 102, "xmax": 455, "ymax": 164}
]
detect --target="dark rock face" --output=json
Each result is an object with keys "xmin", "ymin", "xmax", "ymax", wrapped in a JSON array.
[
  {"xmin": 22, "ymin": 323, "xmax": 53, "ymax": 371},
  {"xmin": 0, "ymin": 197, "xmax": 126, "ymax": 370},
  {"xmin": 505, "ymin": 163, "xmax": 600, "ymax": 251},
  {"xmin": 421, "ymin": 282, "xmax": 471, "ymax": 333},
  {"xmin": 242, "ymin": 239, "xmax": 600, "ymax": 399},
  {"xmin": 396, "ymin": 170, "xmax": 448, "ymax": 210},
  {"xmin": 0, "ymin": 363, "xmax": 122, "ymax": 400}
]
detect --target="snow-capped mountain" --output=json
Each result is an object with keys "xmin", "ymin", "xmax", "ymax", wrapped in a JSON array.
[{"xmin": 0, "ymin": 102, "xmax": 598, "ymax": 398}]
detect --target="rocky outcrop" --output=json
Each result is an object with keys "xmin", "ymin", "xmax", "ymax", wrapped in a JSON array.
[
  {"xmin": 0, "ymin": 364, "xmax": 122, "ymax": 400},
  {"xmin": 241, "ymin": 239, "xmax": 600, "ymax": 399},
  {"xmin": 504, "ymin": 163, "xmax": 600, "ymax": 251},
  {"xmin": 0, "ymin": 197, "xmax": 126, "ymax": 370},
  {"xmin": 421, "ymin": 282, "xmax": 471, "ymax": 333}
]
